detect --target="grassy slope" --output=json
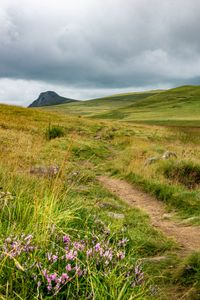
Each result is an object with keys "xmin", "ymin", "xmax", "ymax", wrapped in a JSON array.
[
  {"xmin": 0, "ymin": 104, "xmax": 200, "ymax": 298},
  {"xmin": 44, "ymin": 85, "xmax": 200, "ymax": 126}
]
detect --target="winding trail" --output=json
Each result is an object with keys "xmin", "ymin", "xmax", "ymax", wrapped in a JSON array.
[{"xmin": 98, "ymin": 176, "xmax": 200, "ymax": 253}]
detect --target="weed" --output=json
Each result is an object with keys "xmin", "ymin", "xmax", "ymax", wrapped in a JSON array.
[{"xmin": 46, "ymin": 124, "xmax": 65, "ymax": 140}]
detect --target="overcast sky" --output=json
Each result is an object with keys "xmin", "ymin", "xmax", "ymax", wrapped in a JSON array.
[{"xmin": 0, "ymin": 0, "xmax": 200, "ymax": 106}]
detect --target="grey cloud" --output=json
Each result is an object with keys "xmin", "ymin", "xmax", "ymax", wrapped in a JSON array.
[{"xmin": 0, "ymin": 0, "xmax": 200, "ymax": 104}]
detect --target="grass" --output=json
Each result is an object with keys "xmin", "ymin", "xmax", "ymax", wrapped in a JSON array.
[
  {"xmin": 43, "ymin": 85, "xmax": 200, "ymax": 126},
  {"xmin": 0, "ymin": 101, "xmax": 200, "ymax": 298}
]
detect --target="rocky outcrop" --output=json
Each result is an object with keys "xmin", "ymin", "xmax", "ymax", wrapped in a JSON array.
[{"xmin": 28, "ymin": 91, "xmax": 78, "ymax": 107}]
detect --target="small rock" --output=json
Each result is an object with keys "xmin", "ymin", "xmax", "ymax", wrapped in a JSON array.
[
  {"xmin": 162, "ymin": 151, "xmax": 177, "ymax": 160},
  {"xmin": 94, "ymin": 135, "xmax": 101, "ymax": 140},
  {"xmin": 181, "ymin": 216, "xmax": 200, "ymax": 224},
  {"xmin": 139, "ymin": 256, "xmax": 169, "ymax": 263},
  {"xmin": 30, "ymin": 165, "xmax": 59, "ymax": 177},
  {"xmin": 144, "ymin": 157, "xmax": 160, "ymax": 166},
  {"xmin": 107, "ymin": 212, "xmax": 125, "ymax": 219},
  {"xmin": 162, "ymin": 213, "xmax": 173, "ymax": 220}
]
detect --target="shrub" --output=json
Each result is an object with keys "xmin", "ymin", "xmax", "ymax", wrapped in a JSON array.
[
  {"xmin": 162, "ymin": 161, "xmax": 200, "ymax": 189},
  {"xmin": 173, "ymin": 252, "xmax": 200, "ymax": 291},
  {"xmin": 45, "ymin": 124, "xmax": 65, "ymax": 140}
]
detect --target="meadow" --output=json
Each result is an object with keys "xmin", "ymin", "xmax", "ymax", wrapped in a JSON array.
[
  {"xmin": 0, "ymin": 92, "xmax": 200, "ymax": 299},
  {"xmin": 44, "ymin": 85, "xmax": 200, "ymax": 127}
]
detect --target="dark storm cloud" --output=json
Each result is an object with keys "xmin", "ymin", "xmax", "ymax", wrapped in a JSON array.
[{"xmin": 0, "ymin": 0, "xmax": 200, "ymax": 104}]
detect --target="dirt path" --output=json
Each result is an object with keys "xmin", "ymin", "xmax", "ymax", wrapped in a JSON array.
[{"xmin": 98, "ymin": 176, "xmax": 200, "ymax": 253}]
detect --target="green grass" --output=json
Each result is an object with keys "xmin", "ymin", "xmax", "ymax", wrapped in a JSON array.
[
  {"xmin": 44, "ymin": 85, "xmax": 200, "ymax": 126},
  {"xmin": 0, "ymin": 103, "xmax": 200, "ymax": 298}
]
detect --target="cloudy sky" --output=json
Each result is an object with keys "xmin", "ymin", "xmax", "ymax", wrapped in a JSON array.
[{"xmin": 0, "ymin": 0, "xmax": 200, "ymax": 105}]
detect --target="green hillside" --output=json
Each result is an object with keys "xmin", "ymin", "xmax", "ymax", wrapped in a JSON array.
[{"xmin": 44, "ymin": 85, "xmax": 200, "ymax": 126}]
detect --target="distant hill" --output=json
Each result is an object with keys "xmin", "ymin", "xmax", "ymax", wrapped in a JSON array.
[
  {"xmin": 42, "ymin": 85, "xmax": 200, "ymax": 126},
  {"xmin": 28, "ymin": 91, "xmax": 78, "ymax": 107}
]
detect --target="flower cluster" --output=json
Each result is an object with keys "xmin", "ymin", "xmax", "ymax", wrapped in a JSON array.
[
  {"xmin": 126, "ymin": 263, "xmax": 145, "ymax": 287},
  {"xmin": 2, "ymin": 234, "xmax": 35, "ymax": 258},
  {"xmin": 1, "ymin": 233, "xmax": 145, "ymax": 297}
]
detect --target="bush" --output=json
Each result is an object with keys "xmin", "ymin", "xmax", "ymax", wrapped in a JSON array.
[
  {"xmin": 46, "ymin": 124, "xmax": 65, "ymax": 140},
  {"xmin": 173, "ymin": 252, "xmax": 200, "ymax": 296},
  {"xmin": 162, "ymin": 161, "xmax": 200, "ymax": 189}
]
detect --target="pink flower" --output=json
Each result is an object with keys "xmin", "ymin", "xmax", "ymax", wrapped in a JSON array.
[
  {"xmin": 94, "ymin": 243, "xmax": 101, "ymax": 252},
  {"xmin": 86, "ymin": 248, "xmax": 93, "ymax": 256},
  {"xmin": 73, "ymin": 241, "xmax": 85, "ymax": 251},
  {"xmin": 47, "ymin": 285, "xmax": 52, "ymax": 291},
  {"xmin": 52, "ymin": 255, "xmax": 58, "ymax": 263},
  {"xmin": 66, "ymin": 250, "xmax": 77, "ymax": 260},
  {"xmin": 50, "ymin": 273, "xmax": 57, "ymax": 281},
  {"xmin": 66, "ymin": 264, "xmax": 72, "ymax": 271},
  {"xmin": 61, "ymin": 273, "xmax": 69, "ymax": 283},
  {"xmin": 63, "ymin": 235, "xmax": 71, "ymax": 244}
]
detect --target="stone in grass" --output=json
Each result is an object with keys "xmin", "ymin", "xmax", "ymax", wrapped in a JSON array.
[
  {"xmin": 139, "ymin": 256, "xmax": 170, "ymax": 263},
  {"xmin": 98, "ymin": 202, "xmax": 124, "ymax": 210},
  {"xmin": 162, "ymin": 213, "xmax": 173, "ymax": 220},
  {"xmin": 107, "ymin": 212, "xmax": 125, "ymax": 219},
  {"xmin": 162, "ymin": 151, "xmax": 177, "ymax": 160},
  {"xmin": 30, "ymin": 165, "xmax": 59, "ymax": 177},
  {"xmin": 144, "ymin": 157, "xmax": 160, "ymax": 166},
  {"xmin": 181, "ymin": 216, "xmax": 200, "ymax": 224}
]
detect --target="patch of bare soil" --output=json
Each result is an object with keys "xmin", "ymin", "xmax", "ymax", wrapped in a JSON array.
[{"xmin": 98, "ymin": 176, "xmax": 200, "ymax": 253}]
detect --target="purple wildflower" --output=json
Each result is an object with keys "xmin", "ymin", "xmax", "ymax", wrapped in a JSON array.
[
  {"xmin": 118, "ymin": 238, "xmax": 129, "ymax": 247},
  {"xmin": 63, "ymin": 235, "xmax": 71, "ymax": 244},
  {"xmin": 86, "ymin": 248, "xmax": 93, "ymax": 257},
  {"xmin": 66, "ymin": 264, "xmax": 72, "ymax": 271},
  {"xmin": 50, "ymin": 273, "xmax": 57, "ymax": 281},
  {"xmin": 52, "ymin": 255, "xmax": 58, "ymax": 263},
  {"xmin": 94, "ymin": 243, "xmax": 101, "ymax": 252}
]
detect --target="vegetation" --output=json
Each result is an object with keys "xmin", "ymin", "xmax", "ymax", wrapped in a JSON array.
[
  {"xmin": 45, "ymin": 124, "xmax": 65, "ymax": 140},
  {"xmin": 44, "ymin": 85, "xmax": 200, "ymax": 126},
  {"xmin": 0, "ymin": 91, "xmax": 200, "ymax": 299}
]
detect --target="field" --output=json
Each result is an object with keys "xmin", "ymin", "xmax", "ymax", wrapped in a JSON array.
[
  {"xmin": 0, "ymin": 86, "xmax": 200, "ymax": 299},
  {"xmin": 44, "ymin": 85, "xmax": 200, "ymax": 127}
]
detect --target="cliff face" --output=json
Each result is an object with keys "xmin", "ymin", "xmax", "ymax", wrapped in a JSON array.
[{"xmin": 28, "ymin": 91, "xmax": 78, "ymax": 107}]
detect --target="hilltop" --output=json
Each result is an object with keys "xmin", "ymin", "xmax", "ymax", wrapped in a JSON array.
[{"xmin": 28, "ymin": 91, "xmax": 78, "ymax": 107}]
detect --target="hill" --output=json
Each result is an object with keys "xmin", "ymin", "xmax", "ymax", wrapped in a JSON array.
[
  {"xmin": 43, "ymin": 85, "xmax": 200, "ymax": 126},
  {"xmin": 28, "ymin": 91, "xmax": 78, "ymax": 107}
]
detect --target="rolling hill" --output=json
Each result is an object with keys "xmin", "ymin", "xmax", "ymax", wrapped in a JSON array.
[{"xmin": 43, "ymin": 85, "xmax": 200, "ymax": 126}]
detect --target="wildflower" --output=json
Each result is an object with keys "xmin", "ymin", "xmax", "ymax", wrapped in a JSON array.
[
  {"xmin": 52, "ymin": 255, "xmax": 58, "ymax": 263},
  {"xmin": 66, "ymin": 264, "xmax": 72, "ymax": 271},
  {"xmin": 66, "ymin": 249, "xmax": 77, "ymax": 261},
  {"xmin": 73, "ymin": 241, "xmax": 85, "ymax": 251},
  {"xmin": 24, "ymin": 234, "xmax": 33, "ymax": 242},
  {"xmin": 63, "ymin": 235, "xmax": 71, "ymax": 244},
  {"xmin": 37, "ymin": 281, "xmax": 41, "ymax": 288},
  {"xmin": 132, "ymin": 264, "xmax": 144, "ymax": 287},
  {"xmin": 47, "ymin": 285, "xmax": 52, "ymax": 291},
  {"xmin": 50, "ymin": 273, "xmax": 57, "ymax": 281},
  {"xmin": 5, "ymin": 237, "xmax": 11, "ymax": 243},
  {"xmin": 74, "ymin": 265, "xmax": 83, "ymax": 277},
  {"xmin": 61, "ymin": 273, "xmax": 69, "ymax": 284},
  {"xmin": 47, "ymin": 252, "xmax": 52, "ymax": 261},
  {"xmin": 94, "ymin": 243, "xmax": 101, "ymax": 252},
  {"xmin": 86, "ymin": 248, "xmax": 93, "ymax": 257},
  {"xmin": 103, "ymin": 249, "xmax": 113, "ymax": 261},
  {"xmin": 117, "ymin": 251, "xmax": 125, "ymax": 260},
  {"xmin": 118, "ymin": 238, "xmax": 129, "ymax": 247}
]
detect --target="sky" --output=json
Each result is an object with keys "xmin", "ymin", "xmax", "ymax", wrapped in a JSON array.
[{"xmin": 0, "ymin": 0, "xmax": 200, "ymax": 106}]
